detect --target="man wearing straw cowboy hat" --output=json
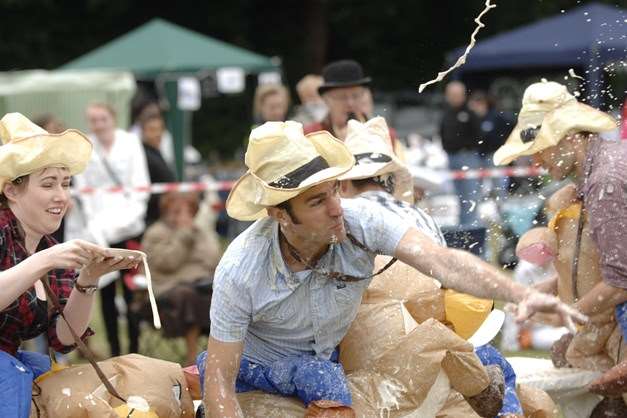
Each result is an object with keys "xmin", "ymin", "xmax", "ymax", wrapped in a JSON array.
[
  {"xmin": 493, "ymin": 80, "xmax": 627, "ymax": 402},
  {"xmin": 339, "ymin": 116, "xmax": 526, "ymax": 417},
  {"xmin": 198, "ymin": 121, "xmax": 587, "ymax": 417}
]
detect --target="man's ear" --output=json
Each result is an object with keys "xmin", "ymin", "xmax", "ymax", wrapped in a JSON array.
[
  {"xmin": 267, "ymin": 206, "xmax": 292, "ymax": 228},
  {"xmin": 339, "ymin": 180, "xmax": 352, "ymax": 197},
  {"xmin": 267, "ymin": 206, "xmax": 286, "ymax": 223}
]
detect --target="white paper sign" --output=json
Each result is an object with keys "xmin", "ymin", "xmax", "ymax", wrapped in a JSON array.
[
  {"xmin": 216, "ymin": 67, "xmax": 245, "ymax": 94},
  {"xmin": 258, "ymin": 71, "xmax": 282, "ymax": 85},
  {"xmin": 177, "ymin": 77, "xmax": 201, "ymax": 110}
]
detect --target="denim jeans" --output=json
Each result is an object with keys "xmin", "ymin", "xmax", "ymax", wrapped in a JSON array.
[
  {"xmin": 0, "ymin": 350, "xmax": 51, "ymax": 418},
  {"xmin": 196, "ymin": 349, "xmax": 351, "ymax": 406},
  {"xmin": 475, "ymin": 344, "xmax": 523, "ymax": 416}
]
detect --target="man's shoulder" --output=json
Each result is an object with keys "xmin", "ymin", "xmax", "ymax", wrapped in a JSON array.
[
  {"xmin": 598, "ymin": 137, "xmax": 627, "ymax": 163},
  {"xmin": 214, "ymin": 218, "xmax": 275, "ymax": 285},
  {"xmin": 341, "ymin": 196, "xmax": 380, "ymax": 217},
  {"xmin": 341, "ymin": 197, "xmax": 403, "ymax": 232},
  {"xmin": 590, "ymin": 138, "xmax": 627, "ymax": 186}
]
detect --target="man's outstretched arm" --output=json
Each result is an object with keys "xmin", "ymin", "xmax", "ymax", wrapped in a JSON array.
[{"xmin": 394, "ymin": 227, "xmax": 588, "ymax": 330}]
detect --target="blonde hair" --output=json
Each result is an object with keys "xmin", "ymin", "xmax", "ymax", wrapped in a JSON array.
[
  {"xmin": 86, "ymin": 102, "xmax": 117, "ymax": 119},
  {"xmin": 253, "ymin": 84, "xmax": 290, "ymax": 120}
]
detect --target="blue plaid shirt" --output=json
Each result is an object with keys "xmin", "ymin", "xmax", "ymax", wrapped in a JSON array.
[
  {"xmin": 359, "ymin": 190, "xmax": 446, "ymax": 246},
  {"xmin": 210, "ymin": 197, "xmax": 409, "ymax": 367}
]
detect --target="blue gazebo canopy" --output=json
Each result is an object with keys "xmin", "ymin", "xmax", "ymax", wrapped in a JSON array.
[{"xmin": 446, "ymin": 2, "xmax": 627, "ymax": 105}]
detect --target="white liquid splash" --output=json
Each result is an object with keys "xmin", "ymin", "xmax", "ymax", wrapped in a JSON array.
[
  {"xmin": 418, "ymin": 0, "xmax": 497, "ymax": 93},
  {"xmin": 568, "ymin": 68, "xmax": 585, "ymax": 80}
]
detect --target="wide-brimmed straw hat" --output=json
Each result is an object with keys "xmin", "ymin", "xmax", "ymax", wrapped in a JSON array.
[
  {"xmin": 0, "ymin": 112, "xmax": 92, "ymax": 193},
  {"xmin": 318, "ymin": 60, "xmax": 372, "ymax": 95},
  {"xmin": 494, "ymin": 81, "xmax": 617, "ymax": 166},
  {"xmin": 339, "ymin": 117, "xmax": 413, "ymax": 203},
  {"xmin": 226, "ymin": 121, "xmax": 355, "ymax": 221}
]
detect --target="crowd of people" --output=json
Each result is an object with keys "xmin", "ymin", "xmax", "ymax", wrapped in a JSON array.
[{"xmin": 1, "ymin": 57, "xmax": 626, "ymax": 417}]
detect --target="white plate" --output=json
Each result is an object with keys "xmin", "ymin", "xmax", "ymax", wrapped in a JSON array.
[
  {"xmin": 468, "ymin": 309, "xmax": 505, "ymax": 348},
  {"xmin": 105, "ymin": 248, "xmax": 146, "ymax": 259}
]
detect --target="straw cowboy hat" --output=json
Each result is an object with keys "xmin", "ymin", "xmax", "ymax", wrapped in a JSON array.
[
  {"xmin": 494, "ymin": 81, "xmax": 617, "ymax": 166},
  {"xmin": 226, "ymin": 121, "xmax": 355, "ymax": 221},
  {"xmin": 339, "ymin": 117, "xmax": 414, "ymax": 203},
  {"xmin": 0, "ymin": 112, "xmax": 92, "ymax": 192}
]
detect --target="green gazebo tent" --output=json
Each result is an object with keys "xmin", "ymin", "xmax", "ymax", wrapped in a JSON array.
[{"xmin": 61, "ymin": 18, "xmax": 280, "ymax": 178}]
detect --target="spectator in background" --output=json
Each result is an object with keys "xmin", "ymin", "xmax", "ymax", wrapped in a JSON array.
[
  {"xmin": 468, "ymin": 91, "xmax": 511, "ymax": 161},
  {"xmin": 65, "ymin": 102, "xmax": 150, "ymax": 357},
  {"xmin": 140, "ymin": 113, "xmax": 176, "ymax": 226},
  {"xmin": 468, "ymin": 90, "xmax": 512, "ymax": 197},
  {"xmin": 291, "ymin": 74, "xmax": 327, "ymax": 125},
  {"xmin": 141, "ymin": 192, "xmax": 220, "ymax": 365},
  {"xmin": 304, "ymin": 59, "xmax": 372, "ymax": 140},
  {"xmin": 130, "ymin": 101, "xmax": 176, "ymax": 170},
  {"xmin": 252, "ymin": 84, "xmax": 290, "ymax": 125},
  {"xmin": 305, "ymin": 59, "xmax": 398, "ymax": 147},
  {"xmin": 439, "ymin": 81, "xmax": 482, "ymax": 226}
]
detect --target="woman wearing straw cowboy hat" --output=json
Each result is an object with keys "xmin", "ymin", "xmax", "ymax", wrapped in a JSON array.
[
  {"xmin": 197, "ymin": 120, "xmax": 586, "ymax": 418},
  {"xmin": 0, "ymin": 113, "xmax": 139, "ymax": 417},
  {"xmin": 339, "ymin": 116, "xmax": 530, "ymax": 417},
  {"xmin": 493, "ymin": 80, "xmax": 627, "ymax": 407}
]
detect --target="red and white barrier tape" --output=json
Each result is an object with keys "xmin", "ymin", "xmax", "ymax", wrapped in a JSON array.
[
  {"xmin": 75, "ymin": 180, "xmax": 236, "ymax": 196},
  {"xmin": 73, "ymin": 166, "xmax": 544, "ymax": 196},
  {"xmin": 448, "ymin": 166, "xmax": 545, "ymax": 181}
]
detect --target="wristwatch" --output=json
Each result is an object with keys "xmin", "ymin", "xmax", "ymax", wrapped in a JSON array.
[{"xmin": 75, "ymin": 282, "xmax": 98, "ymax": 295}]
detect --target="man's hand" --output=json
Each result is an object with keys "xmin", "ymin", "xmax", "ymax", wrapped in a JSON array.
[{"xmin": 513, "ymin": 290, "xmax": 588, "ymax": 333}]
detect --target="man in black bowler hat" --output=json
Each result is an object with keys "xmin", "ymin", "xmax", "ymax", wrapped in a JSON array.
[{"xmin": 305, "ymin": 59, "xmax": 396, "ymax": 143}]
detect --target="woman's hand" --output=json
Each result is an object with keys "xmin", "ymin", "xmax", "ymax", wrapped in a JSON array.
[
  {"xmin": 39, "ymin": 239, "xmax": 111, "ymax": 271},
  {"xmin": 79, "ymin": 255, "xmax": 141, "ymax": 286}
]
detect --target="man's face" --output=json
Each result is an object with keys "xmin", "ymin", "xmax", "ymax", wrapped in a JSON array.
[
  {"xmin": 445, "ymin": 83, "xmax": 466, "ymax": 108},
  {"xmin": 323, "ymin": 86, "xmax": 367, "ymax": 125},
  {"xmin": 532, "ymin": 137, "xmax": 577, "ymax": 180},
  {"xmin": 278, "ymin": 180, "xmax": 346, "ymax": 245}
]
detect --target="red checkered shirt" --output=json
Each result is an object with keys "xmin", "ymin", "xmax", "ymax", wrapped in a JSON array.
[{"xmin": 0, "ymin": 208, "xmax": 93, "ymax": 356}]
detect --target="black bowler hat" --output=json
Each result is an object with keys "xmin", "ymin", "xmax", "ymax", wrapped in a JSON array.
[{"xmin": 318, "ymin": 60, "xmax": 372, "ymax": 95}]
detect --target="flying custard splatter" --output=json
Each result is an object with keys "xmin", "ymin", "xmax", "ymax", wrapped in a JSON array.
[
  {"xmin": 568, "ymin": 68, "xmax": 585, "ymax": 80},
  {"xmin": 418, "ymin": 0, "xmax": 497, "ymax": 93}
]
